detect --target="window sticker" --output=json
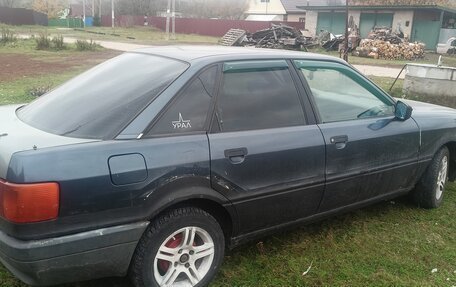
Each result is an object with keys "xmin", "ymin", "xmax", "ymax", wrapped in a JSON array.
[{"xmin": 172, "ymin": 113, "xmax": 192, "ymax": 129}]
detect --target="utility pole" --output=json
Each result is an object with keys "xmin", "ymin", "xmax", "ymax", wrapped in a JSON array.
[
  {"xmin": 343, "ymin": 0, "xmax": 349, "ymax": 62},
  {"xmin": 92, "ymin": 0, "xmax": 95, "ymax": 17},
  {"xmin": 83, "ymin": 0, "xmax": 86, "ymax": 28},
  {"xmin": 111, "ymin": 0, "xmax": 115, "ymax": 28},
  {"xmin": 166, "ymin": 0, "xmax": 171, "ymax": 40},
  {"xmin": 67, "ymin": 0, "xmax": 70, "ymax": 28},
  {"xmin": 99, "ymin": 0, "xmax": 102, "ymax": 18},
  {"xmin": 171, "ymin": 0, "xmax": 176, "ymax": 40}
]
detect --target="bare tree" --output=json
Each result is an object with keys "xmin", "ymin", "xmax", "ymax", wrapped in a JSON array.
[
  {"xmin": 177, "ymin": 0, "xmax": 248, "ymax": 19},
  {"xmin": 0, "ymin": 0, "xmax": 34, "ymax": 8},
  {"xmin": 0, "ymin": 0, "xmax": 15, "ymax": 7},
  {"xmin": 85, "ymin": 0, "xmax": 247, "ymax": 19}
]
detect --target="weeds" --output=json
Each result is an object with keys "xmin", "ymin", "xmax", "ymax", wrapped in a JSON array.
[
  {"xmin": 51, "ymin": 35, "xmax": 66, "ymax": 50},
  {"xmin": 0, "ymin": 28, "xmax": 16, "ymax": 44},
  {"xmin": 35, "ymin": 33, "xmax": 67, "ymax": 51},
  {"xmin": 35, "ymin": 33, "xmax": 51, "ymax": 50},
  {"xmin": 27, "ymin": 85, "xmax": 52, "ymax": 98},
  {"xmin": 75, "ymin": 39, "xmax": 100, "ymax": 51}
]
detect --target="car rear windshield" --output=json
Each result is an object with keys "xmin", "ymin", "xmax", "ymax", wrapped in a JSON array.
[{"xmin": 17, "ymin": 53, "xmax": 189, "ymax": 140}]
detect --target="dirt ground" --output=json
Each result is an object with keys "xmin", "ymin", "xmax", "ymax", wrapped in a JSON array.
[{"xmin": 0, "ymin": 50, "xmax": 121, "ymax": 82}]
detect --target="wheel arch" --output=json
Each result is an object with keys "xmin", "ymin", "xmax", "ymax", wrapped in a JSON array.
[
  {"xmin": 140, "ymin": 178, "xmax": 238, "ymax": 245},
  {"xmin": 444, "ymin": 142, "xmax": 456, "ymax": 181},
  {"xmin": 160, "ymin": 198, "xmax": 235, "ymax": 242}
]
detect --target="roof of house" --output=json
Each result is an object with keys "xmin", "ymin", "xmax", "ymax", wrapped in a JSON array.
[
  {"xmin": 280, "ymin": 0, "xmax": 307, "ymax": 13},
  {"xmin": 296, "ymin": 0, "xmax": 456, "ymax": 12},
  {"xmin": 281, "ymin": 0, "xmax": 342, "ymax": 13}
]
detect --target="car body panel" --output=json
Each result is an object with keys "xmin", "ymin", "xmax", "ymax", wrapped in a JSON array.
[
  {"xmin": 1, "ymin": 46, "xmax": 456, "ymax": 286},
  {"xmin": 405, "ymin": 99, "xmax": 456, "ymax": 160},
  {"xmin": 0, "ymin": 222, "xmax": 149, "ymax": 286},
  {"xmin": 0, "ymin": 105, "xmax": 95, "ymax": 179},
  {"xmin": 209, "ymin": 125, "xmax": 326, "ymax": 234},
  {"xmin": 318, "ymin": 117, "xmax": 420, "ymax": 211},
  {"xmin": 4, "ymin": 134, "xmax": 229, "ymax": 240}
]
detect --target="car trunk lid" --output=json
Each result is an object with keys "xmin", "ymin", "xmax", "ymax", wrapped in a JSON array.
[{"xmin": 0, "ymin": 105, "xmax": 97, "ymax": 180}]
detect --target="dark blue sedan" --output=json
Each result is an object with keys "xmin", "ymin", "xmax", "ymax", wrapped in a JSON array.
[{"xmin": 0, "ymin": 46, "xmax": 454, "ymax": 287}]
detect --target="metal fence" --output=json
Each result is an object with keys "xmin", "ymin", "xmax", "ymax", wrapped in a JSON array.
[
  {"xmin": 0, "ymin": 6, "xmax": 47, "ymax": 26},
  {"xmin": 101, "ymin": 16, "xmax": 305, "ymax": 37},
  {"xmin": 48, "ymin": 18, "xmax": 84, "ymax": 28}
]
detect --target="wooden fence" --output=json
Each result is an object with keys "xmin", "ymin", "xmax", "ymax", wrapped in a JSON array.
[{"xmin": 0, "ymin": 7, "xmax": 47, "ymax": 26}]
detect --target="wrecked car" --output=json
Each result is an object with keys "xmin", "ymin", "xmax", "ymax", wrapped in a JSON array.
[{"xmin": 0, "ymin": 46, "xmax": 455, "ymax": 287}]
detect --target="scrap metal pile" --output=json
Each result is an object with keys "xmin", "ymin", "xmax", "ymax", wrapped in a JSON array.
[
  {"xmin": 220, "ymin": 24, "xmax": 310, "ymax": 50},
  {"xmin": 352, "ymin": 27, "xmax": 425, "ymax": 60}
]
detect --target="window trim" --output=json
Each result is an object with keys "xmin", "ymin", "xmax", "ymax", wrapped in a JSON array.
[
  {"xmin": 209, "ymin": 59, "xmax": 310, "ymax": 134},
  {"xmin": 292, "ymin": 60, "xmax": 396, "ymax": 124},
  {"xmin": 142, "ymin": 64, "xmax": 221, "ymax": 138}
]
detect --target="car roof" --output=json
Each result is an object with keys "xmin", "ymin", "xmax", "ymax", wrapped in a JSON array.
[{"xmin": 131, "ymin": 45, "xmax": 347, "ymax": 64}]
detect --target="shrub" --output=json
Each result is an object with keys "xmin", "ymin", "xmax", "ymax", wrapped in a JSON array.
[
  {"xmin": 35, "ymin": 33, "xmax": 51, "ymax": 50},
  {"xmin": 75, "ymin": 39, "xmax": 100, "ymax": 51},
  {"xmin": 0, "ymin": 28, "xmax": 16, "ymax": 44},
  {"xmin": 27, "ymin": 85, "xmax": 52, "ymax": 98},
  {"xmin": 51, "ymin": 35, "xmax": 66, "ymax": 50}
]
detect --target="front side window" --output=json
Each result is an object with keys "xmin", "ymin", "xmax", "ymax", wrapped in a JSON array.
[
  {"xmin": 214, "ymin": 60, "xmax": 305, "ymax": 132},
  {"xmin": 294, "ymin": 61, "xmax": 394, "ymax": 123},
  {"xmin": 18, "ymin": 53, "xmax": 189, "ymax": 139}
]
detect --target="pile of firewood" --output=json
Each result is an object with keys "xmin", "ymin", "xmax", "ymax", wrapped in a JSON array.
[
  {"xmin": 353, "ymin": 39, "xmax": 425, "ymax": 60},
  {"xmin": 367, "ymin": 27, "xmax": 403, "ymax": 44}
]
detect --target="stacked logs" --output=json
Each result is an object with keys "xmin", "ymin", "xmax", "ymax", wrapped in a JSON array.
[{"xmin": 353, "ymin": 39, "xmax": 425, "ymax": 60}]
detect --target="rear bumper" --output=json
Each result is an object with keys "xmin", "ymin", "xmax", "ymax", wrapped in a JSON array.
[{"xmin": 0, "ymin": 221, "xmax": 149, "ymax": 286}]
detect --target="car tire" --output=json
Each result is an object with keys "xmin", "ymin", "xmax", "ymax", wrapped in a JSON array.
[
  {"xmin": 129, "ymin": 207, "xmax": 225, "ymax": 287},
  {"xmin": 413, "ymin": 146, "xmax": 450, "ymax": 209}
]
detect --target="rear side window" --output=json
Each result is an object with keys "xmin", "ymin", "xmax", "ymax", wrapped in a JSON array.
[
  {"xmin": 214, "ymin": 60, "xmax": 305, "ymax": 132},
  {"xmin": 17, "ymin": 53, "xmax": 189, "ymax": 140},
  {"xmin": 147, "ymin": 66, "xmax": 218, "ymax": 136}
]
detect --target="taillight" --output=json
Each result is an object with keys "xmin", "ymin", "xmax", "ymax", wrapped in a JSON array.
[{"xmin": 0, "ymin": 180, "xmax": 59, "ymax": 223}]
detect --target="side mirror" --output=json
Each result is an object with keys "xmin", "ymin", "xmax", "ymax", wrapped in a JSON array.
[{"xmin": 395, "ymin": 101, "xmax": 413, "ymax": 121}]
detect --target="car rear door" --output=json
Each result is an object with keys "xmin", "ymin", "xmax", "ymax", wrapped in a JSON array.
[
  {"xmin": 294, "ymin": 60, "xmax": 420, "ymax": 212},
  {"xmin": 208, "ymin": 60, "xmax": 326, "ymax": 234}
]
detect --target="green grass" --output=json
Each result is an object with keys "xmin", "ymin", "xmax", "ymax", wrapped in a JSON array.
[
  {"xmin": 1, "ymin": 39, "xmax": 456, "ymax": 286},
  {"xmin": 309, "ymin": 48, "xmax": 456, "ymax": 68},
  {"xmin": 214, "ymin": 186, "xmax": 456, "ymax": 286},
  {"xmin": 0, "ymin": 70, "xmax": 85, "ymax": 105},
  {"xmin": 1, "ymin": 185, "xmax": 455, "ymax": 287},
  {"xmin": 0, "ymin": 39, "xmax": 119, "ymax": 104},
  {"xmin": 369, "ymin": 76, "xmax": 404, "ymax": 99},
  {"xmin": 0, "ymin": 37, "xmax": 92, "ymax": 56},
  {"xmin": 5, "ymin": 25, "xmax": 219, "ymax": 45}
]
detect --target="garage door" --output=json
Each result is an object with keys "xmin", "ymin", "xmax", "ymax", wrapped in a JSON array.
[
  {"xmin": 317, "ymin": 12, "xmax": 347, "ymax": 35},
  {"xmin": 360, "ymin": 13, "xmax": 394, "ymax": 38},
  {"xmin": 412, "ymin": 11, "xmax": 441, "ymax": 50}
]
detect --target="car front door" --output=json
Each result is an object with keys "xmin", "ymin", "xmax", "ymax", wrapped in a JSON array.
[
  {"xmin": 208, "ymin": 60, "xmax": 326, "ymax": 234},
  {"xmin": 294, "ymin": 60, "xmax": 420, "ymax": 212}
]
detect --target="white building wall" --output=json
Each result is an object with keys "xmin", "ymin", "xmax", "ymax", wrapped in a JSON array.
[
  {"xmin": 306, "ymin": 10, "xmax": 318, "ymax": 35},
  {"xmin": 350, "ymin": 10, "xmax": 361, "ymax": 30},
  {"xmin": 288, "ymin": 13, "xmax": 307, "ymax": 22},
  {"xmin": 392, "ymin": 10, "xmax": 414, "ymax": 38},
  {"xmin": 246, "ymin": 0, "xmax": 287, "ymax": 15}
]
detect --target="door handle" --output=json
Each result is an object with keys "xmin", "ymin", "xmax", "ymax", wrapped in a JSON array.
[
  {"xmin": 330, "ymin": 135, "xmax": 348, "ymax": 149},
  {"xmin": 224, "ymin": 148, "xmax": 248, "ymax": 164}
]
